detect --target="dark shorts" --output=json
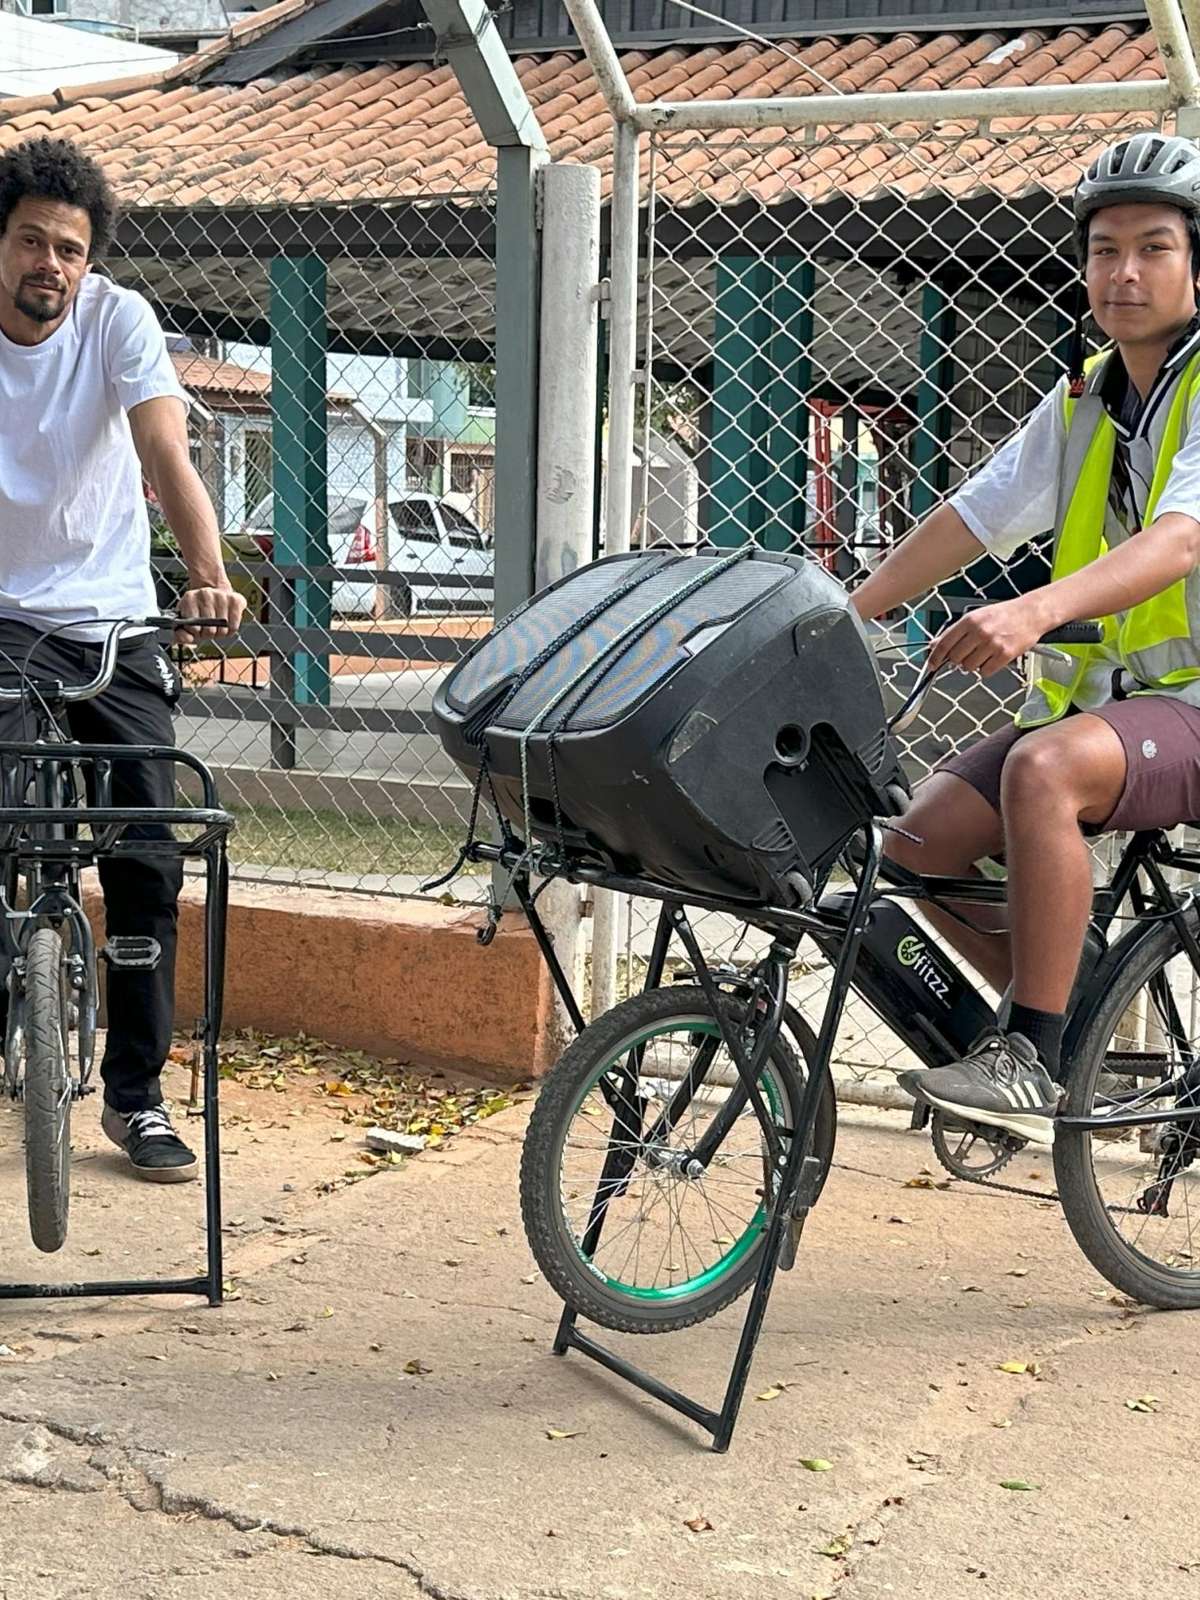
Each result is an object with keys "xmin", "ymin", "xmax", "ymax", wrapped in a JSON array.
[{"xmin": 939, "ymin": 695, "xmax": 1200, "ymax": 834}]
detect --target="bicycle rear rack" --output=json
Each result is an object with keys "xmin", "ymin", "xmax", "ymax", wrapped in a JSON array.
[
  {"xmin": 471, "ymin": 826, "xmax": 883, "ymax": 1452},
  {"xmin": 0, "ymin": 740, "xmax": 232, "ymax": 1307}
]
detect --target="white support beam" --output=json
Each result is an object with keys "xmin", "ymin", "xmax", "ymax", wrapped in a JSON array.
[
  {"xmin": 589, "ymin": 116, "xmax": 640, "ymax": 1021},
  {"xmin": 1147, "ymin": 0, "xmax": 1200, "ymax": 110},
  {"xmin": 560, "ymin": 0, "xmax": 637, "ymax": 123},
  {"xmin": 634, "ymin": 77, "xmax": 1173, "ymax": 132},
  {"xmin": 418, "ymin": 0, "xmax": 548, "ymax": 150}
]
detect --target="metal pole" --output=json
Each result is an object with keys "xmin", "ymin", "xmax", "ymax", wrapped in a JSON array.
[
  {"xmin": 590, "ymin": 114, "xmax": 641, "ymax": 1022},
  {"xmin": 493, "ymin": 145, "xmax": 544, "ymax": 620},
  {"xmin": 560, "ymin": 0, "xmax": 637, "ymax": 122},
  {"xmin": 490, "ymin": 143, "xmax": 545, "ymax": 918},
  {"xmin": 536, "ymin": 162, "xmax": 602, "ymax": 1049},
  {"xmin": 1147, "ymin": 0, "xmax": 1200, "ymax": 108},
  {"xmin": 633, "ymin": 78, "xmax": 1172, "ymax": 133}
]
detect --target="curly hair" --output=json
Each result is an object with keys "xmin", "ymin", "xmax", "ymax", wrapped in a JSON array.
[{"xmin": 0, "ymin": 137, "xmax": 117, "ymax": 260}]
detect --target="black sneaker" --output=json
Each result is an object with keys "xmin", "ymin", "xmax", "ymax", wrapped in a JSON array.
[
  {"xmin": 101, "ymin": 1102, "xmax": 198, "ymax": 1183},
  {"xmin": 898, "ymin": 1031, "xmax": 1062, "ymax": 1146}
]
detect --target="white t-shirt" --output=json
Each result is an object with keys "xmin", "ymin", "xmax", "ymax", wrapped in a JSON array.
[{"xmin": 0, "ymin": 273, "xmax": 188, "ymax": 640}]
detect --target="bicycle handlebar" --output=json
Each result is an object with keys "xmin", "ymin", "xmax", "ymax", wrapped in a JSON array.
[
  {"xmin": 887, "ymin": 620, "xmax": 1105, "ymax": 735},
  {"xmin": 0, "ymin": 614, "xmax": 230, "ymax": 706}
]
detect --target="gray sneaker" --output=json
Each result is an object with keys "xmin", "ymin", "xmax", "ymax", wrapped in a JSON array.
[
  {"xmin": 101, "ymin": 1102, "xmax": 198, "ymax": 1183},
  {"xmin": 898, "ymin": 1031, "xmax": 1062, "ymax": 1146}
]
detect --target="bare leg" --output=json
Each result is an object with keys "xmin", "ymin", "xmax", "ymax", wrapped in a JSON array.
[
  {"xmin": 1000, "ymin": 715, "xmax": 1127, "ymax": 1013},
  {"xmin": 884, "ymin": 771, "xmax": 1011, "ymax": 993}
]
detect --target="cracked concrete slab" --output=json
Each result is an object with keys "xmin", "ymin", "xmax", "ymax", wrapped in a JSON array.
[{"xmin": 2, "ymin": 1073, "xmax": 1200, "ymax": 1600}]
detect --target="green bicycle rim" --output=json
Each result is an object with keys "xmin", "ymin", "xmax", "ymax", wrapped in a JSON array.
[{"xmin": 563, "ymin": 1018, "xmax": 783, "ymax": 1302}]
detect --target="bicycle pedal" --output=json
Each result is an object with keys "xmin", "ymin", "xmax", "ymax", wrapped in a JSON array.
[{"xmin": 100, "ymin": 937, "xmax": 162, "ymax": 971}]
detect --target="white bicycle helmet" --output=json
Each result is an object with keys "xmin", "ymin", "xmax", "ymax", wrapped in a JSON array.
[{"xmin": 1074, "ymin": 132, "xmax": 1200, "ymax": 247}]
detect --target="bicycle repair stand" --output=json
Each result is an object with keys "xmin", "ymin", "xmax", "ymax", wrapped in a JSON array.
[
  {"xmin": 474, "ymin": 825, "xmax": 882, "ymax": 1452},
  {"xmin": 0, "ymin": 743, "xmax": 232, "ymax": 1305}
]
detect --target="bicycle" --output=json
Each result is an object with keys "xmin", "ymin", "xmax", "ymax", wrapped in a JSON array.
[
  {"xmin": 464, "ymin": 621, "xmax": 1200, "ymax": 1447},
  {"xmin": 0, "ymin": 615, "xmax": 233, "ymax": 1278}
]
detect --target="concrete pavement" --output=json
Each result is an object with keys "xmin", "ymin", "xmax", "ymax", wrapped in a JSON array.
[{"xmin": 1, "ymin": 1065, "xmax": 1198, "ymax": 1600}]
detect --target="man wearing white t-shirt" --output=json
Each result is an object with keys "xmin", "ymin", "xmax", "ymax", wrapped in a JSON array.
[
  {"xmin": 0, "ymin": 136, "xmax": 245, "ymax": 1181},
  {"xmin": 853, "ymin": 133, "xmax": 1200, "ymax": 1146}
]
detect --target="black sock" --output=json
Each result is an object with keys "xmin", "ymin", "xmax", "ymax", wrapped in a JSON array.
[{"xmin": 1007, "ymin": 1004, "xmax": 1065, "ymax": 1078}]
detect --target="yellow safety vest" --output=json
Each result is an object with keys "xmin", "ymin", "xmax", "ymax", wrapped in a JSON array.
[{"xmin": 1017, "ymin": 347, "xmax": 1200, "ymax": 727}]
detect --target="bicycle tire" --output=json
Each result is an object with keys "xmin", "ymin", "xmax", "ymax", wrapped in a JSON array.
[
  {"xmin": 1055, "ymin": 914, "xmax": 1200, "ymax": 1309},
  {"xmin": 519, "ymin": 985, "xmax": 833, "ymax": 1334},
  {"xmin": 23, "ymin": 926, "xmax": 72, "ymax": 1254}
]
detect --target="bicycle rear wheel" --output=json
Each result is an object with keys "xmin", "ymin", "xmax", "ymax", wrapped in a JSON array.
[
  {"xmin": 1056, "ymin": 915, "xmax": 1200, "ymax": 1308},
  {"xmin": 519, "ymin": 984, "xmax": 833, "ymax": 1334},
  {"xmin": 23, "ymin": 926, "xmax": 72, "ymax": 1254}
]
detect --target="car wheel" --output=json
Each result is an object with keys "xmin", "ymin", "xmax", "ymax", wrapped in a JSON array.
[{"xmin": 383, "ymin": 580, "xmax": 413, "ymax": 621}]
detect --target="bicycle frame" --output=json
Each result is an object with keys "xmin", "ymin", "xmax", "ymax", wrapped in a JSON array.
[
  {"xmin": 473, "ymin": 813, "xmax": 1200, "ymax": 1448},
  {"xmin": 860, "ymin": 828, "xmax": 1200, "ymax": 1135}
]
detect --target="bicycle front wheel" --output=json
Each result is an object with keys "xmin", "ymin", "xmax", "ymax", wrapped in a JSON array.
[
  {"xmin": 1056, "ymin": 915, "xmax": 1200, "ymax": 1309},
  {"xmin": 519, "ymin": 984, "xmax": 833, "ymax": 1334},
  {"xmin": 23, "ymin": 926, "xmax": 72, "ymax": 1254}
]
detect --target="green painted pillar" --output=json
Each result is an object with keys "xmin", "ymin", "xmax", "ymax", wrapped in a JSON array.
[
  {"xmin": 762, "ymin": 257, "xmax": 815, "ymax": 551},
  {"xmin": 270, "ymin": 256, "xmax": 330, "ymax": 708},
  {"xmin": 908, "ymin": 280, "xmax": 958, "ymax": 644},
  {"xmin": 710, "ymin": 258, "xmax": 775, "ymax": 545}
]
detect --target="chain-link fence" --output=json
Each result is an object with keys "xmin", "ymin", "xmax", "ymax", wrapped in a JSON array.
[
  {"xmin": 108, "ymin": 165, "xmax": 499, "ymax": 900},
  {"xmin": 613, "ymin": 112, "xmax": 1165, "ymax": 1079}
]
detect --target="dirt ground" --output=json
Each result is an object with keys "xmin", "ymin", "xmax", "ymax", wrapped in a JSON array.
[{"xmin": 1, "ymin": 1041, "xmax": 1198, "ymax": 1600}]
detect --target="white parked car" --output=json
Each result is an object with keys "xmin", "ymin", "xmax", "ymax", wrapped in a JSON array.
[
  {"xmin": 388, "ymin": 492, "xmax": 494, "ymax": 617},
  {"xmin": 242, "ymin": 493, "xmax": 380, "ymax": 618},
  {"xmin": 240, "ymin": 491, "xmax": 494, "ymax": 620}
]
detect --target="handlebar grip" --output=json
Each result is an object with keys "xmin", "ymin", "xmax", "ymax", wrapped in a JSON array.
[
  {"xmin": 148, "ymin": 615, "xmax": 231, "ymax": 630},
  {"xmin": 1038, "ymin": 622, "xmax": 1104, "ymax": 645}
]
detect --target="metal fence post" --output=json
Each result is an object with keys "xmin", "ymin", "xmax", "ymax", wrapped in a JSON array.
[
  {"xmin": 590, "ymin": 114, "xmax": 640, "ymax": 1022},
  {"xmin": 492, "ymin": 146, "xmax": 542, "ymax": 620},
  {"xmin": 710, "ymin": 257, "xmax": 773, "ymax": 545},
  {"xmin": 269, "ymin": 255, "xmax": 332, "ymax": 769},
  {"xmin": 536, "ymin": 162, "xmax": 602, "ymax": 1046}
]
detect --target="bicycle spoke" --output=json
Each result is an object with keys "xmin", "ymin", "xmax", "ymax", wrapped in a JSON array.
[{"xmin": 551, "ymin": 1015, "xmax": 795, "ymax": 1297}]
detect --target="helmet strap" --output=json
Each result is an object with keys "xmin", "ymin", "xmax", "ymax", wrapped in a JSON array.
[{"xmin": 1066, "ymin": 281, "xmax": 1087, "ymax": 398}]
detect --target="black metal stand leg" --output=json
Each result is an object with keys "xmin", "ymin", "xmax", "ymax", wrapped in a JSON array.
[
  {"xmin": 202, "ymin": 842, "xmax": 228, "ymax": 1306},
  {"xmin": 552, "ymin": 826, "xmax": 885, "ymax": 1451}
]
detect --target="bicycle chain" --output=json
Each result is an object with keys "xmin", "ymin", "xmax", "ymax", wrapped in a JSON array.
[
  {"xmin": 929, "ymin": 1114, "xmax": 1059, "ymax": 1202},
  {"xmin": 948, "ymin": 1168, "xmax": 1060, "ymax": 1203}
]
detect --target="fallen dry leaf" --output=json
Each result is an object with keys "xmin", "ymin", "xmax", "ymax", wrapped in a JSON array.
[
  {"xmin": 1125, "ymin": 1395, "xmax": 1162, "ymax": 1414},
  {"xmin": 546, "ymin": 1428, "xmax": 582, "ymax": 1441},
  {"xmin": 684, "ymin": 1516, "xmax": 714, "ymax": 1533},
  {"xmin": 817, "ymin": 1533, "xmax": 851, "ymax": 1559}
]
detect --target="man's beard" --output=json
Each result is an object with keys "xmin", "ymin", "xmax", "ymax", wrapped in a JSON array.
[{"xmin": 14, "ymin": 284, "xmax": 64, "ymax": 323}]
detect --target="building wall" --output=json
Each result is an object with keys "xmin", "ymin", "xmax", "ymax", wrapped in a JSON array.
[{"xmin": 15, "ymin": 0, "xmax": 231, "ymax": 29}]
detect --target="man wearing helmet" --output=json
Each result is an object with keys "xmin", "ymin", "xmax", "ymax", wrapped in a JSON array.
[{"xmin": 853, "ymin": 132, "xmax": 1200, "ymax": 1144}]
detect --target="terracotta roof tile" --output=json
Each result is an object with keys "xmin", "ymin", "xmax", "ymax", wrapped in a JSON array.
[{"xmin": 0, "ymin": 22, "xmax": 1174, "ymax": 216}]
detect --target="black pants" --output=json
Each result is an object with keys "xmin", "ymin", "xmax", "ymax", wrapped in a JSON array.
[{"xmin": 0, "ymin": 621, "xmax": 182, "ymax": 1113}]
